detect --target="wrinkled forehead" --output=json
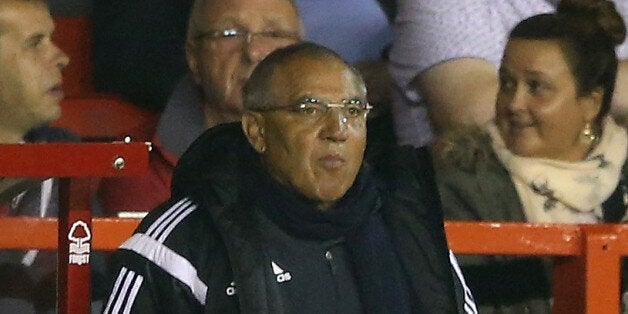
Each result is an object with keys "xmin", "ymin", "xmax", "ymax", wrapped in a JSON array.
[
  {"xmin": 271, "ymin": 56, "xmax": 366, "ymax": 103},
  {"xmin": 192, "ymin": 0, "xmax": 301, "ymax": 30}
]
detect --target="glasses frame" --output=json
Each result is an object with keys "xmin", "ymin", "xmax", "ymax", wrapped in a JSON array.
[{"xmin": 253, "ymin": 98, "xmax": 372, "ymax": 123}]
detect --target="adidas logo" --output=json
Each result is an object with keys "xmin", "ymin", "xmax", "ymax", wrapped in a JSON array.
[
  {"xmin": 225, "ymin": 281, "xmax": 237, "ymax": 296},
  {"xmin": 271, "ymin": 261, "xmax": 292, "ymax": 283}
]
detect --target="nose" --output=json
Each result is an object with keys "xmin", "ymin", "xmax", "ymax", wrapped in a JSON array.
[
  {"xmin": 242, "ymin": 35, "xmax": 283, "ymax": 64},
  {"xmin": 320, "ymin": 109, "xmax": 349, "ymax": 142},
  {"xmin": 499, "ymin": 84, "xmax": 526, "ymax": 113},
  {"xmin": 53, "ymin": 43, "xmax": 70, "ymax": 70}
]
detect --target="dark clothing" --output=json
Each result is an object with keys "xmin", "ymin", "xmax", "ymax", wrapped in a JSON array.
[
  {"xmin": 103, "ymin": 122, "xmax": 472, "ymax": 313},
  {"xmin": 255, "ymin": 210, "xmax": 363, "ymax": 314}
]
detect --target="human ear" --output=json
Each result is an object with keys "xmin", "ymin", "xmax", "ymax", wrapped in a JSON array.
[
  {"xmin": 580, "ymin": 87, "xmax": 604, "ymax": 123},
  {"xmin": 241, "ymin": 111, "xmax": 266, "ymax": 153}
]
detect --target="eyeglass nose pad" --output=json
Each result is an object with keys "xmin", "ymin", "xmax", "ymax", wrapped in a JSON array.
[{"xmin": 341, "ymin": 117, "xmax": 348, "ymax": 124}]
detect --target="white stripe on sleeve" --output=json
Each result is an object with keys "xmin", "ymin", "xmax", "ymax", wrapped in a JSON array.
[
  {"xmin": 120, "ymin": 233, "xmax": 208, "ymax": 305},
  {"xmin": 449, "ymin": 250, "xmax": 478, "ymax": 314},
  {"xmin": 103, "ymin": 267, "xmax": 144, "ymax": 314}
]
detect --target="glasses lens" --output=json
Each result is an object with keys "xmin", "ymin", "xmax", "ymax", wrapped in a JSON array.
[
  {"xmin": 344, "ymin": 103, "xmax": 365, "ymax": 117},
  {"xmin": 296, "ymin": 101, "xmax": 325, "ymax": 116},
  {"xmin": 196, "ymin": 28, "xmax": 243, "ymax": 45},
  {"xmin": 263, "ymin": 98, "xmax": 369, "ymax": 124},
  {"xmin": 220, "ymin": 29, "xmax": 247, "ymax": 45},
  {"xmin": 222, "ymin": 29, "xmax": 240, "ymax": 37},
  {"xmin": 249, "ymin": 31, "xmax": 296, "ymax": 47}
]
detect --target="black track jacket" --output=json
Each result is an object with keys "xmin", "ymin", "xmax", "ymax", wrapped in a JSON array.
[{"xmin": 102, "ymin": 122, "xmax": 476, "ymax": 314}]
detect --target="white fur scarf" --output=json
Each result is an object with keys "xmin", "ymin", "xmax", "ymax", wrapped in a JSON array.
[{"xmin": 487, "ymin": 117, "xmax": 628, "ymax": 223}]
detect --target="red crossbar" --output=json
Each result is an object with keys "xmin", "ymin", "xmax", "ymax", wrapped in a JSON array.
[
  {"xmin": 445, "ymin": 221, "xmax": 582, "ymax": 255},
  {"xmin": 0, "ymin": 217, "xmax": 58, "ymax": 249},
  {"xmin": 0, "ymin": 220, "xmax": 588, "ymax": 254},
  {"xmin": 0, "ymin": 217, "xmax": 139, "ymax": 250},
  {"xmin": 92, "ymin": 218, "xmax": 141, "ymax": 250},
  {"xmin": 0, "ymin": 142, "xmax": 150, "ymax": 177}
]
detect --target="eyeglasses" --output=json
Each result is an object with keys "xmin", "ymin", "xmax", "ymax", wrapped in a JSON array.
[
  {"xmin": 254, "ymin": 97, "xmax": 372, "ymax": 123},
  {"xmin": 194, "ymin": 28, "xmax": 300, "ymax": 47}
]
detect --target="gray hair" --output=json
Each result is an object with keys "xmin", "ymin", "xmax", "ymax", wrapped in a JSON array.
[
  {"xmin": 243, "ymin": 42, "xmax": 367, "ymax": 111},
  {"xmin": 185, "ymin": 0, "xmax": 302, "ymax": 47}
]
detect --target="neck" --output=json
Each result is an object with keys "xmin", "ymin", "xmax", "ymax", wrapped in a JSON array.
[
  {"xmin": 567, "ymin": 134, "xmax": 600, "ymax": 162},
  {"xmin": 0, "ymin": 128, "xmax": 26, "ymax": 144},
  {"xmin": 0, "ymin": 114, "xmax": 31, "ymax": 143}
]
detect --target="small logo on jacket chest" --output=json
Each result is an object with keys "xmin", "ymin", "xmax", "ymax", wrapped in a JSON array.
[
  {"xmin": 225, "ymin": 282, "xmax": 237, "ymax": 296},
  {"xmin": 272, "ymin": 261, "xmax": 292, "ymax": 283}
]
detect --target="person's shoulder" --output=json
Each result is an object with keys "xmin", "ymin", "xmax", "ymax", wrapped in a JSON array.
[
  {"xmin": 172, "ymin": 122, "xmax": 252, "ymax": 201},
  {"xmin": 176, "ymin": 122, "xmax": 247, "ymax": 170},
  {"xmin": 128, "ymin": 197, "xmax": 218, "ymax": 259},
  {"xmin": 108, "ymin": 197, "xmax": 226, "ymax": 312},
  {"xmin": 433, "ymin": 126, "xmax": 520, "ymax": 221},
  {"xmin": 135, "ymin": 197, "xmax": 212, "ymax": 238},
  {"xmin": 368, "ymin": 144, "xmax": 444, "ymax": 222},
  {"xmin": 116, "ymin": 196, "xmax": 231, "ymax": 293},
  {"xmin": 433, "ymin": 125, "xmax": 494, "ymax": 174}
]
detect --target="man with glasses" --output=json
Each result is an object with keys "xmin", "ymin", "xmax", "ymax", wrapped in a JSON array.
[
  {"xmin": 97, "ymin": 0, "xmax": 303, "ymax": 214},
  {"xmin": 103, "ymin": 42, "xmax": 476, "ymax": 313}
]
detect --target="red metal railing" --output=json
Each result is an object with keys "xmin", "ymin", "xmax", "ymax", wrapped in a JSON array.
[
  {"xmin": 0, "ymin": 142, "xmax": 150, "ymax": 314},
  {"xmin": 1, "ymin": 142, "xmax": 627, "ymax": 313},
  {"xmin": 446, "ymin": 222, "xmax": 627, "ymax": 313},
  {"xmin": 0, "ymin": 219, "xmax": 625, "ymax": 313}
]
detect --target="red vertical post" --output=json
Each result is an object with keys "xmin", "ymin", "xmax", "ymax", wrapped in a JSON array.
[
  {"xmin": 553, "ymin": 255, "xmax": 586, "ymax": 313},
  {"xmin": 580, "ymin": 225, "xmax": 621, "ymax": 314},
  {"xmin": 58, "ymin": 178, "xmax": 94, "ymax": 314}
]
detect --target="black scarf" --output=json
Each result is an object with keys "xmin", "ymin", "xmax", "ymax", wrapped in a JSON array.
[{"xmin": 246, "ymin": 158, "xmax": 412, "ymax": 313}]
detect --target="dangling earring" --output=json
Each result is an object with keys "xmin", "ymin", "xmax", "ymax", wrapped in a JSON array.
[{"xmin": 582, "ymin": 123, "xmax": 597, "ymax": 142}]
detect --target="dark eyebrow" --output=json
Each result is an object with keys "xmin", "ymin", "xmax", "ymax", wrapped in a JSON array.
[{"xmin": 522, "ymin": 70, "xmax": 547, "ymax": 77}]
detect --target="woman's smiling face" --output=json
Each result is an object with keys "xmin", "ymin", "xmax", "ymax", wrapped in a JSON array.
[{"xmin": 495, "ymin": 38, "xmax": 601, "ymax": 161}]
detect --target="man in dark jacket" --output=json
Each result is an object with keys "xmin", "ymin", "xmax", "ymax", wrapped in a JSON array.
[{"xmin": 103, "ymin": 42, "xmax": 476, "ymax": 313}]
